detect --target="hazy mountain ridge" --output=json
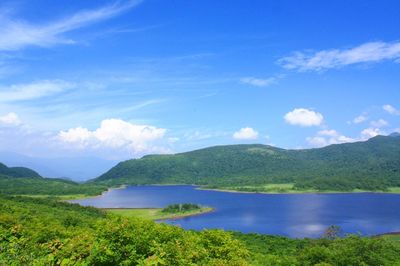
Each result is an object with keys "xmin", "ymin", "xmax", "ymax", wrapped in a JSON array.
[
  {"xmin": 94, "ymin": 135, "xmax": 400, "ymax": 190},
  {"xmin": 0, "ymin": 152, "xmax": 118, "ymax": 181}
]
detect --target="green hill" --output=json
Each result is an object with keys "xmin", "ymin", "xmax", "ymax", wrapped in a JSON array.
[
  {"xmin": 0, "ymin": 162, "xmax": 106, "ymax": 196},
  {"xmin": 0, "ymin": 162, "xmax": 41, "ymax": 178},
  {"xmin": 94, "ymin": 135, "xmax": 400, "ymax": 191}
]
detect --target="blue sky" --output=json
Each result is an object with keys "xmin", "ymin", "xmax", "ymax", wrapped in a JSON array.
[{"xmin": 0, "ymin": 0, "xmax": 399, "ymax": 160}]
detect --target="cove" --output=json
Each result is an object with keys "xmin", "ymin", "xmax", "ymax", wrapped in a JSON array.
[{"xmin": 71, "ymin": 185, "xmax": 400, "ymax": 238}]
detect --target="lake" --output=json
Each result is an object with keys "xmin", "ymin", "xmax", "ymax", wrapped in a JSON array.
[{"xmin": 71, "ymin": 185, "xmax": 400, "ymax": 238}]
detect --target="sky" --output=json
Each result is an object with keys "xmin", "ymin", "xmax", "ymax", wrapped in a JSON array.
[{"xmin": 0, "ymin": 0, "xmax": 399, "ymax": 161}]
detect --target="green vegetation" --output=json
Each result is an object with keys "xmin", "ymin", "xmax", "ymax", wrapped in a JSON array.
[
  {"xmin": 0, "ymin": 162, "xmax": 107, "ymax": 197},
  {"xmin": 105, "ymin": 205, "xmax": 213, "ymax": 220},
  {"xmin": 161, "ymin": 203, "xmax": 201, "ymax": 213},
  {"xmin": 234, "ymin": 232, "xmax": 400, "ymax": 265},
  {"xmin": 0, "ymin": 196, "xmax": 248, "ymax": 265},
  {"xmin": 0, "ymin": 175, "xmax": 107, "ymax": 197},
  {"xmin": 94, "ymin": 135, "xmax": 400, "ymax": 192},
  {"xmin": 1, "ymin": 195, "xmax": 399, "ymax": 265},
  {"xmin": 0, "ymin": 162, "xmax": 41, "ymax": 178}
]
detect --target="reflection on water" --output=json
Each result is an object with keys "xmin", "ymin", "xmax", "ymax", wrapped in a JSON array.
[{"xmin": 71, "ymin": 185, "xmax": 400, "ymax": 238}]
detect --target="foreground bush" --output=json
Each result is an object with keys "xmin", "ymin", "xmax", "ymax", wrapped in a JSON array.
[{"xmin": 0, "ymin": 196, "xmax": 248, "ymax": 265}]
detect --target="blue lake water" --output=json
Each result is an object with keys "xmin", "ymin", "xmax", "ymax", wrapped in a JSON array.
[{"xmin": 71, "ymin": 185, "xmax": 400, "ymax": 238}]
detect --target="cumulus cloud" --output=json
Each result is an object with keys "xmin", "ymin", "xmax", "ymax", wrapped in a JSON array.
[
  {"xmin": 278, "ymin": 41, "xmax": 400, "ymax": 71},
  {"xmin": 240, "ymin": 77, "xmax": 276, "ymax": 87},
  {"xmin": 0, "ymin": 0, "xmax": 142, "ymax": 51},
  {"xmin": 370, "ymin": 119, "xmax": 388, "ymax": 128},
  {"xmin": 284, "ymin": 108, "xmax": 323, "ymax": 127},
  {"xmin": 0, "ymin": 112, "xmax": 21, "ymax": 126},
  {"xmin": 0, "ymin": 80, "xmax": 74, "ymax": 102},
  {"xmin": 233, "ymin": 127, "xmax": 259, "ymax": 140},
  {"xmin": 58, "ymin": 118, "xmax": 167, "ymax": 154},
  {"xmin": 383, "ymin": 104, "xmax": 400, "ymax": 115},
  {"xmin": 361, "ymin": 127, "xmax": 385, "ymax": 139},
  {"xmin": 307, "ymin": 129, "xmax": 356, "ymax": 147}
]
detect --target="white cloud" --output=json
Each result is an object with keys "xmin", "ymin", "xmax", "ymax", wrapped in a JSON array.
[
  {"xmin": 240, "ymin": 77, "xmax": 276, "ymax": 87},
  {"xmin": 307, "ymin": 129, "xmax": 356, "ymax": 147},
  {"xmin": 233, "ymin": 127, "xmax": 259, "ymax": 140},
  {"xmin": 0, "ymin": 0, "xmax": 142, "ymax": 51},
  {"xmin": 278, "ymin": 41, "xmax": 400, "ymax": 71},
  {"xmin": 383, "ymin": 104, "xmax": 400, "ymax": 115},
  {"xmin": 353, "ymin": 115, "xmax": 368, "ymax": 124},
  {"xmin": 284, "ymin": 108, "xmax": 323, "ymax": 127},
  {"xmin": 370, "ymin": 119, "xmax": 388, "ymax": 128},
  {"xmin": 0, "ymin": 80, "xmax": 74, "ymax": 102},
  {"xmin": 361, "ymin": 127, "xmax": 385, "ymax": 139},
  {"xmin": 58, "ymin": 118, "xmax": 167, "ymax": 153},
  {"xmin": 0, "ymin": 112, "xmax": 21, "ymax": 126},
  {"xmin": 306, "ymin": 136, "xmax": 328, "ymax": 147}
]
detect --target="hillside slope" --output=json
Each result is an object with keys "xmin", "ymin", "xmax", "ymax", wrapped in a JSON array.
[
  {"xmin": 0, "ymin": 162, "xmax": 41, "ymax": 178},
  {"xmin": 94, "ymin": 135, "xmax": 400, "ymax": 190},
  {"xmin": 0, "ymin": 162, "xmax": 106, "ymax": 196}
]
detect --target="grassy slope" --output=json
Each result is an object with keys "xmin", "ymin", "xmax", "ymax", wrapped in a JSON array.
[
  {"xmin": 94, "ymin": 135, "xmax": 400, "ymax": 192},
  {"xmin": 104, "ymin": 207, "xmax": 213, "ymax": 220}
]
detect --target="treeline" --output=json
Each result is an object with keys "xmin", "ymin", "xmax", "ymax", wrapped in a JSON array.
[
  {"xmin": 161, "ymin": 203, "xmax": 201, "ymax": 213},
  {"xmin": 1, "ymin": 196, "xmax": 399, "ymax": 265},
  {"xmin": 294, "ymin": 177, "xmax": 391, "ymax": 191}
]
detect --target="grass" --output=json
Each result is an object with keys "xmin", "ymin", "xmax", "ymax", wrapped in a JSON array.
[
  {"xmin": 104, "ymin": 207, "xmax": 214, "ymax": 220},
  {"xmin": 381, "ymin": 234, "xmax": 400, "ymax": 243},
  {"xmin": 203, "ymin": 183, "xmax": 400, "ymax": 194},
  {"xmin": 16, "ymin": 194, "xmax": 97, "ymax": 200}
]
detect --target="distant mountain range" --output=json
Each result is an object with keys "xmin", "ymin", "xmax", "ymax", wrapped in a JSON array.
[
  {"xmin": 0, "ymin": 152, "xmax": 117, "ymax": 181},
  {"xmin": 94, "ymin": 134, "xmax": 400, "ymax": 191}
]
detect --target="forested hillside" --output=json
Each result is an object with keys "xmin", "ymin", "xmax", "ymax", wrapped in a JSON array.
[
  {"xmin": 0, "ymin": 162, "xmax": 41, "ymax": 178},
  {"xmin": 95, "ymin": 134, "xmax": 400, "ymax": 191},
  {"xmin": 0, "ymin": 162, "xmax": 106, "ymax": 196}
]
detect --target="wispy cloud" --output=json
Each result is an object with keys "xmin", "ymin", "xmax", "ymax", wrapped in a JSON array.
[
  {"xmin": 352, "ymin": 114, "xmax": 368, "ymax": 124},
  {"xmin": 370, "ymin": 119, "xmax": 388, "ymax": 128},
  {"xmin": 240, "ymin": 77, "xmax": 277, "ymax": 87},
  {"xmin": 0, "ymin": 0, "xmax": 142, "ymax": 51},
  {"xmin": 0, "ymin": 112, "xmax": 21, "ymax": 126},
  {"xmin": 383, "ymin": 104, "xmax": 400, "ymax": 115},
  {"xmin": 0, "ymin": 80, "xmax": 74, "ymax": 102},
  {"xmin": 278, "ymin": 41, "xmax": 400, "ymax": 71}
]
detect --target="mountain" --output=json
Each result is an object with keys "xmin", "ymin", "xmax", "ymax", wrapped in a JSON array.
[
  {"xmin": 94, "ymin": 135, "xmax": 400, "ymax": 191},
  {"xmin": 0, "ymin": 152, "xmax": 117, "ymax": 181},
  {"xmin": 0, "ymin": 162, "xmax": 41, "ymax": 178},
  {"xmin": 0, "ymin": 161, "xmax": 106, "ymax": 195},
  {"xmin": 390, "ymin": 132, "xmax": 400, "ymax": 137}
]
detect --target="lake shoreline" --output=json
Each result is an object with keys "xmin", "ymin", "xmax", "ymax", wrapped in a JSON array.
[
  {"xmin": 63, "ymin": 183, "xmax": 400, "ymax": 201},
  {"xmin": 196, "ymin": 186, "xmax": 400, "ymax": 195}
]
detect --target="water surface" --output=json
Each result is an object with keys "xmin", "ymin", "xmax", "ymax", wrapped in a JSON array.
[{"xmin": 72, "ymin": 185, "xmax": 400, "ymax": 238}]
